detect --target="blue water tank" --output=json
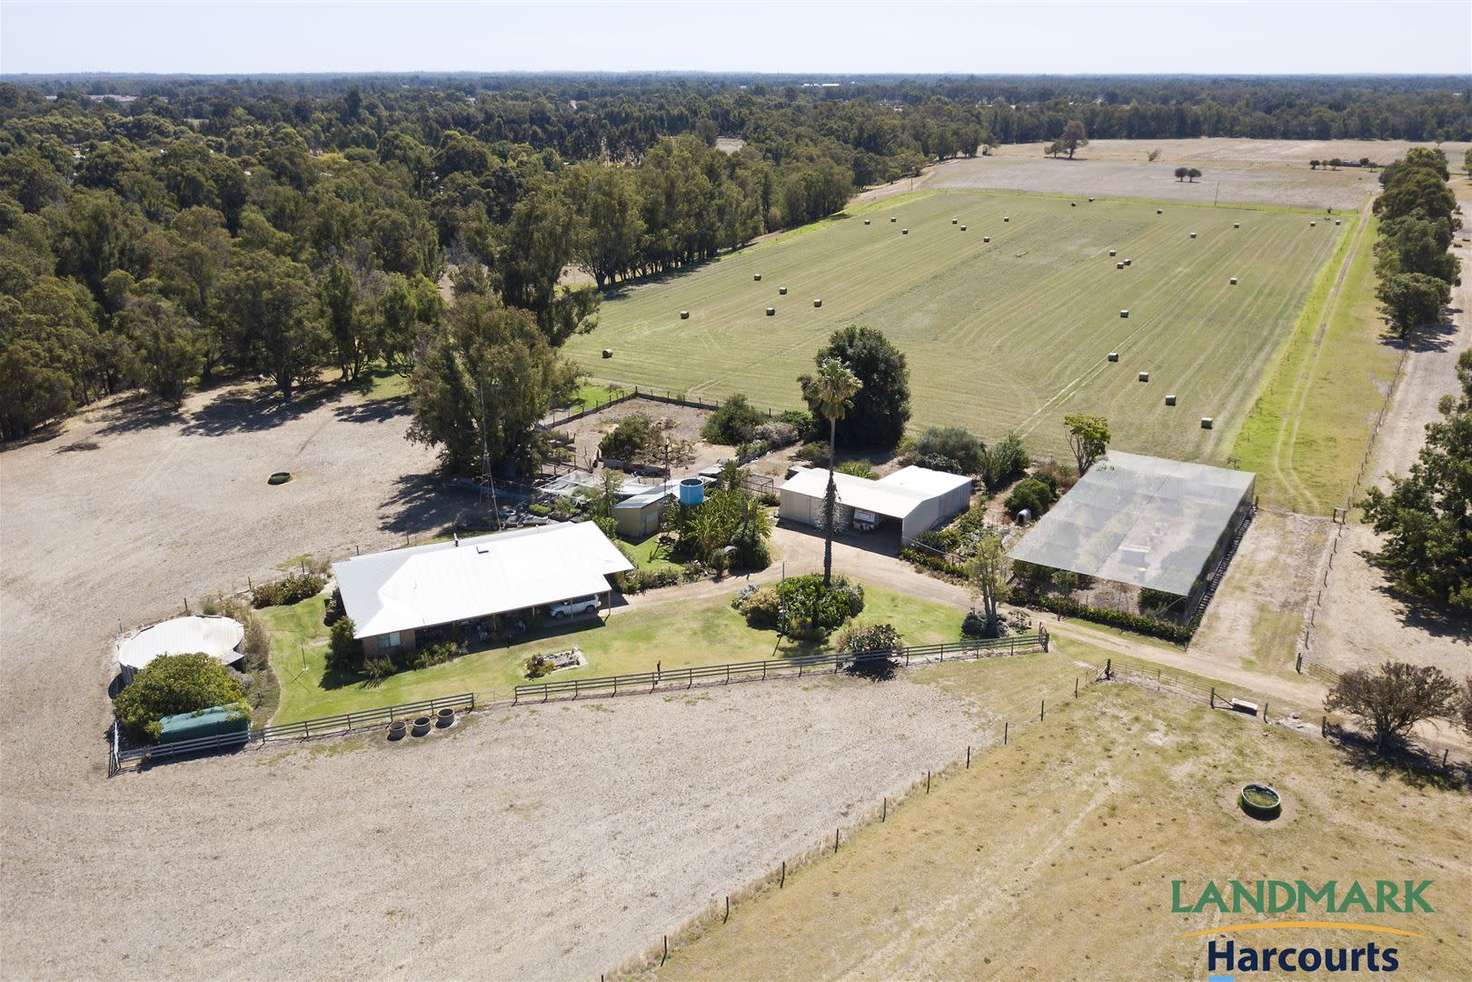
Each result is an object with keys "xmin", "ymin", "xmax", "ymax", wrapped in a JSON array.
[{"xmin": 678, "ymin": 477, "xmax": 705, "ymax": 506}]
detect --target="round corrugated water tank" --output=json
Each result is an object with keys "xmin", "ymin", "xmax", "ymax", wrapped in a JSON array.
[{"xmin": 678, "ymin": 478, "xmax": 705, "ymax": 506}]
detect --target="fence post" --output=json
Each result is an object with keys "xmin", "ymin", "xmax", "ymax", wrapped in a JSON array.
[
  {"xmin": 882, "ymin": 797, "xmax": 887, "ymax": 822},
  {"xmin": 1209, "ymin": 686, "xmax": 1215, "ymax": 708},
  {"xmin": 1105, "ymin": 658, "xmax": 1111, "ymax": 678},
  {"xmin": 1262, "ymin": 702, "xmax": 1268, "ymax": 723},
  {"xmin": 966, "ymin": 746, "xmax": 971, "ymax": 768},
  {"xmin": 780, "ymin": 860, "xmax": 786, "ymax": 888},
  {"xmin": 926, "ymin": 770, "xmax": 932, "ymax": 793},
  {"xmin": 835, "ymin": 827, "xmax": 840, "ymax": 852},
  {"xmin": 1321, "ymin": 716, "xmax": 1327, "ymax": 738},
  {"xmin": 1004, "ymin": 721, "xmax": 1008, "ymax": 745},
  {"xmin": 1075, "ymin": 677, "xmax": 1079, "ymax": 698},
  {"xmin": 1040, "ymin": 699, "xmax": 1045, "ymax": 722}
]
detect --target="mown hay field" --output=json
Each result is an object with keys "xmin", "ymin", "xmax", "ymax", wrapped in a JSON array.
[{"xmin": 566, "ymin": 190, "xmax": 1347, "ymax": 461}]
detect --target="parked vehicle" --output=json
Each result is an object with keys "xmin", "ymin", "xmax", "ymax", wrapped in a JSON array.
[{"xmin": 548, "ymin": 595, "xmax": 600, "ymax": 619}]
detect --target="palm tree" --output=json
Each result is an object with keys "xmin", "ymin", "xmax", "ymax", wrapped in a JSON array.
[{"xmin": 801, "ymin": 357, "xmax": 862, "ymax": 587}]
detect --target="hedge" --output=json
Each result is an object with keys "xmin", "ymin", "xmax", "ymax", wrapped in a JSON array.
[
  {"xmin": 900, "ymin": 547, "xmax": 967, "ymax": 581},
  {"xmin": 1026, "ymin": 593, "xmax": 1194, "ymax": 643}
]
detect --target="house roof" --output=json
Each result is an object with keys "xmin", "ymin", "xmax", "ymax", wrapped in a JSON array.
[
  {"xmin": 781, "ymin": 465, "xmax": 972, "ymax": 520},
  {"xmin": 332, "ymin": 522, "xmax": 633, "ymax": 639},
  {"xmin": 1006, "ymin": 451, "xmax": 1255, "ymax": 596}
]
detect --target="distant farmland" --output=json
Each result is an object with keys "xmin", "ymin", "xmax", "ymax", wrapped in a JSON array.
[{"xmin": 565, "ymin": 190, "xmax": 1347, "ymax": 461}]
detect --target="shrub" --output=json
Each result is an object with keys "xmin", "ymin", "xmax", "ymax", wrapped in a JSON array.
[
  {"xmin": 363, "ymin": 657, "xmax": 396, "ymax": 680},
  {"xmin": 777, "ymin": 574, "xmax": 864, "ymax": 640},
  {"xmin": 777, "ymin": 409, "xmax": 819, "ymax": 443},
  {"xmin": 731, "ymin": 525, "xmax": 772, "ymax": 572},
  {"xmin": 836, "ymin": 622, "xmax": 904, "ymax": 655},
  {"xmin": 1032, "ymin": 458, "xmax": 1078, "ymax": 494},
  {"xmin": 795, "ymin": 442, "xmax": 829, "ymax": 466},
  {"xmin": 900, "ymin": 546, "xmax": 967, "ymax": 580},
  {"xmin": 323, "ymin": 588, "xmax": 345, "ymax": 626},
  {"xmin": 1011, "ymin": 561, "xmax": 1055, "ymax": 599},
  {"xmin": 702, "ymin": 394, "xmax": 765, "ymax": 445},
  {"xmin": 250, "ymin": 572, "xmax": 326, "ymax": 609},
  {"xmin": 980, "ymin": 432, "xmax": 1031, "ymax": 491},
  {"xmin": 413, "ymin": 640, "xmax": 464, "ymax": 670},
  {"xmin": 1139, "ymin": 588, "xmax": 1181, "ymax": 615},
  {"xmin": 615, "ymin": 567, "xmax": 683, "ymax": 593},
  {"xmin": 734, "ymin": 585, "xmax": 782, "ymax": 628},
  {"xmin": 835, "ymin": 459, "xmax": 874, "ymax": 478},
  {"xmin": 913, "ymin": 426, "xmax": 985, "ymax": 474},
  {"xmin": 961, "ymin": 610, "xmax": 991, "ymax": 639},
  {"xmin": 213, "ymin": 595, "xmax": 270, "ymax": 672},
  {"xmin": 524, "ymin": 654, "xmax": 555, "ymax": 679},
  {"xmin": 113, "ymin": 653, "xmax": 247, "ymax": 741},
  {"xmin": 327, "ymin": 617, "xmax": 361, "ymax": 672},
  {"xmin": 528, "ymin": 502, "xmax": 551, "ymax": 517},
  {"xmin": 754, "ymin": 420, "xmax": 799, "ymax": 449},
  {"xmin": 1004, "ymin": 478, "xmax": 1054, "ymax": 519},
  {"xmin": 599, "ymin": 413, "xmax": 656, "ymax": 461}
]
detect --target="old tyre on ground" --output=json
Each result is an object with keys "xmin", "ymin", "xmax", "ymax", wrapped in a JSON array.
[
  {"xmin": 411, "ymin": 716, "xmax": 432, "ymax": 738},
  {"xmin": 1239, "ymin": 783, "xmax": 1282, "ymax": 820},
  {"xmin": 436, "ymin": 708, "xmax": 455, "ymax": 728},
  {"xmin": 387, "ymin": 720, "xmax": 406, "ymax": 741}
]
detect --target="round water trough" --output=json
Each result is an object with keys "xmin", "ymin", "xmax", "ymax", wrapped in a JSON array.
[
  {"xmin": 268, "ymin": 472, "xmax": 292, "ymax": 486},
  {"xmin": 678, "ymin": 477, "xmax": 706, "ymax": 506},
  {"xmin": 1239, "ymin": 783, "xmax": 1282, "ymax": 820},
  {"xmin": 387, "ymin": 720, "xmax": 406, "ymax": 741},
  {"xmin": 411, "ymin": 716, "xmax": 432, "ymax": 738},
  {"xmin": 436, "ymin": 707, "xmax": 456, "ymax": 728}
]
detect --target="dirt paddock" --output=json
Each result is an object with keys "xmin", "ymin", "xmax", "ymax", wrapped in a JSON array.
[{"xmin": 0, "ymin": 380, "xmax": 1002, "ymax": 978}]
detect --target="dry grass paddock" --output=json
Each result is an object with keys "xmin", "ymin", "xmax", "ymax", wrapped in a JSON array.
[{"xmin": 639, "ymin": 679, "xmax": 1472, "ymax": 981}]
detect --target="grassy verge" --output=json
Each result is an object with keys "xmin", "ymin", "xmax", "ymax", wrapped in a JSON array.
[
  {"xmin": 261, "ymin": 581, "xmax": 970, "ymax": 724},
  {"xmin": 1227, "ymin": 214, "xmax": 1401, "ymax": 512}
]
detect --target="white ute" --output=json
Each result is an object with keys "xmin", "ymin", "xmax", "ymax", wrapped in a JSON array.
[{"xmin": 548, "ymin": 595, "xmax": 600, "ymax": 619}]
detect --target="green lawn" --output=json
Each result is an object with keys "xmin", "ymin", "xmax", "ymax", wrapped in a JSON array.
[
  {"xmin": 261, "ymin": 581, "xmax": 970, "ymax": 724},
  {"xmin": 619, "ymin": 533, "xmax": 683, "ymax": 573},
  {"xmin": 564, "ymin": 189, "xmax": 1342, "ymax": 461},
  {"xmin": 1227, "ymin": 212, "xmax": 1402, "ymax": 513}
]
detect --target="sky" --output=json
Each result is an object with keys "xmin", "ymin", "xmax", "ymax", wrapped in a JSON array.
[{"xmin": 1, "ymin": 1, "xmax": 1469, "ymax": 76}]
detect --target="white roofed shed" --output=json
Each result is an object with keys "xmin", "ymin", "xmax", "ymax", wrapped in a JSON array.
[
  {"xmin": 779, "ymin": 465, "xmax": 972, "ymax": 542},
  {"xmin": 332, "ymin": 522, "xmax": 633, "ymax": 643}
]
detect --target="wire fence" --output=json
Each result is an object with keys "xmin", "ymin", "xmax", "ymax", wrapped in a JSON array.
[{"xmin": 512, "ymin": 633, "xmax": 1048, "ymax": 705}]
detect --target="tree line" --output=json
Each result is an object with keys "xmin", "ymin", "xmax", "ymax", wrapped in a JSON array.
[{"xmin": 1371, "ymin": 146, "xmax": 1461, "ymax": 337}]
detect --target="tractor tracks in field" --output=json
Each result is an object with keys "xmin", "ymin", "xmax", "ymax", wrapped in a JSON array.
[{"xmin": 1268, "ymin": 199, "xmax": 1374, "ymax": 513}]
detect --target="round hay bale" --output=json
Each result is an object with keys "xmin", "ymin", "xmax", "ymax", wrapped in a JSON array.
[
  {"xmin": 1233, "ymin": 222, "xmax": 1241, "ymax": 229},
  {"xmin": 1165, "ymin": 394, "xmax": 1177, "ymax": 406},
  {"xmin": 1003, "ymin": 216, "xmax": 1010, "ymax": 222},
  {"xmin": 1124, "ymin": 258, "xmax": 1132, "ymax": 266},
  {"xmin": 754, "ymin": 273, "xmax": 762, "ymax": 281},
  {"xmin": 1070, "ymin": 202, "xmax": 1076, "ymax": 207},
  {"xmin": 901, "ymin": 228, "xmax": 909, "ymax": 235},
  {"xmin": 1116, "ymin": 262, "xmax": 1124, "ymax": 269},
  {"xmin": 601, "ymin": 348, "xmax": 613, "ymax": 359},
  {"xmin": 1156, "ymin": 208, "xmax": 1163, "ymax": 215},
  {"xmin": 983, "ymin": 235, "xmax": 991, "ymax": 243},
  {"xmin": 960, "ymin": 225, "xmax": 967, "ymax": 231},
  {"xmin": 864, "ymin": 218, "xmax": 871, "ymax": 225},
  {"xmin": 952, "ymin": 218, "xmax": 958, "ymax": 224},
  {"xmin": 1088, "ymin": 196, "xmax": 1095, "ymax": 202},
  {"xmin": 1120, "ymin": 309, "xmax": 1130, "ymax": 318},
  {"xmin": 680, "ymin": 310, "xmax": 690, "ymax": 319},
  {"xmin": 765, "ymin": 307, "xmax": 775, "ymax": 316},
  {"xmin": 1201, "ymin": 417, "xmax": 1214, "ymax": 430},
  {"xmin": 1107, "ymin": 351, "xmax": 1119, "ymax": 362},
  {"xmin": 1309, "ymin": 221, "xmax": 1317, "ymax": 228},
  {"xmin": 778, "ymin": 286, "xmax": 787, "ymax": 295},
  {"xmin": 1108, "ymin": 249, "xmax": 1116, "ymax": 256},
  {"xmin": 890, "ymin": 216, "xmax": 897, "ymax": 223},
  {"xmin": 1229, "ymin": 277, "xmax": 1238, "ymax": 285},
  {"xmin": 1138, "ymin": 371, "xmax": 1150, "ymax": 382},
  {"xmin": 1190, "ymin": 232, "xmax": 1197, "ymax": 239},
  {"xmin": 1335, "ymin": 219, "xmax": 1342, "ymax": 226},
  {"xmin": 813, "ymin": 298, "xmax": 822, "ymax": 308}
]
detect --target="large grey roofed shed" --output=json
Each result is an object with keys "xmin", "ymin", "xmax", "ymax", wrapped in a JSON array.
[{"xmin": 1006, "ymin": 451, "xmax": 1254, "ymax": 596}]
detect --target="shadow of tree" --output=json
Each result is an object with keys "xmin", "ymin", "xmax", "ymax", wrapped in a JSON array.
[
  {"xmin": 333, "ymin": 395, "xmax": 412, "ymax": 424},
  {"xmin": 1353, "ymin": 549, "xmax": 1472, "ymax": 642},
  {"xmin": 1381, "ymin": 316, "xmax": 1459, "ymax": 354},
  {"xmin": 181, "ymin": 383, "xmax": 340, "ymax": 437},
  {"xmin": 94, "ymin": 392, "xmax": 185, "ymax": 436},
  {"xmin": 1328, "ymin": 725, "xmax": 1471, "ymax": 792},
  {"xmin": 378, "ymin": 472, "xmax": 485, "ymax": 536}
]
